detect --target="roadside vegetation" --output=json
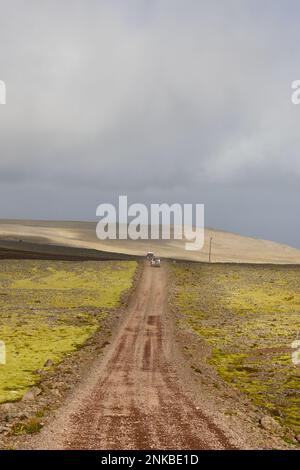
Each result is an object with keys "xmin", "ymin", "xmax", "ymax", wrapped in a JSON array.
[
  {"xmin": 170, "ymin": 263, "xmax": 300, "ymax": 437},
  {"xmin": 0, "ymin": 260, "xmax": 137, "ymax": 403}
]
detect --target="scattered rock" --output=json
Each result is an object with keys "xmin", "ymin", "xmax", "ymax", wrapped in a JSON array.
[
  {"xmin": 260, "ymin": 416, "xmax": 283, "ymax": 435},
  {"xmin": 0, "ymin": 424, "xmax": 9, "ymax": 434},
  {"xmin": 52, "ymin": 381, "xmax": 67, "ymax": 391},
  {"xmin": 1, "ymin": 403, "xmax": 18, "ymax": 413},
  {"xmin": 34, "ymin": 368, "xmax": 48, "ymax": 376},
  {"xmin": 51, "ymin": 389, "xmax": 62, "ymax": 398},
  {"xmin": 0, "ymin": 403, "xmax": 20, "ymax": 421},
  {"xmin": 16, "ymin": 412, "xmax": 29, "ymax": 420},
  {"xmin": 22, "ymin": 386, "xmax": 42, "ymax": 402}
]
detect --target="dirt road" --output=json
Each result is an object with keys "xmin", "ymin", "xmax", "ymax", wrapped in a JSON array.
[{"xmin": 31, "ymin": 263, "xmax": 234, "ymax": 450}]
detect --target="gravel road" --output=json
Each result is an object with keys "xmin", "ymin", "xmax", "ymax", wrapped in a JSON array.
[{"xmin": 30, "ymin": 263, "xmax": 234, "ymax": 449}]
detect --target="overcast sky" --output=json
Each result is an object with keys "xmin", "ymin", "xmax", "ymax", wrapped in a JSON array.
[{"xmin": 0, "ymin": 0, "xmax": 300, "ymax": 247}]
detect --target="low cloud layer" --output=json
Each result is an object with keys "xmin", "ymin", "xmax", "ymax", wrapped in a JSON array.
[{"xmin": 0, "ymin": 0, "xmax": 300, "ymax": 247}]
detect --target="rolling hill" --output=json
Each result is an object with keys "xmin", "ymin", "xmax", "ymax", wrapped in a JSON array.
[{"xmin": 0, "ymin": 219, "xmax": 299, "ymax": 264}]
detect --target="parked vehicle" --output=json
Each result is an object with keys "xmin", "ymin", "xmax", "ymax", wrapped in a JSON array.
[
  {"xmin": 146, "ymin": 251, "xmax": 154, "ymax": 261},
  {"xmin": 150, "ymin": 256, "xmax": 161, "ymax": 267}
]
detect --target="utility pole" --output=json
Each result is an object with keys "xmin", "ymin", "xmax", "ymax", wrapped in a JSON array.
[{"xmin": 209, "ymin": 237, "xmax": 213, "ymax": 263}]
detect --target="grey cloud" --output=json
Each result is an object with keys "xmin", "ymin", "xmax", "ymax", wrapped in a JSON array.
[{"xmin": 0, "ymin": 0, "xmax": 300, "ymax": 246}]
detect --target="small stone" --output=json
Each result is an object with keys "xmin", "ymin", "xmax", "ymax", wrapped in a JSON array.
[
  {"xmin": 22, "ymin": 386, "xmax": 42, "ymax": 402},
  {"xmin": 0, "ymin": 403, "xmax": 19, "ymax": 421},
  {"xmin": 16, "ymin": 412, "xmax": 29, "ymax": 420},
  {"xmin": 1, "ymin": 403, "xmax": 18, "ymax": 413},
  {"xmin": 260, "ymin": 416, "xmax": 282, "ymax": 435},
  {"xmin": 51, "ymin": 389, "xmax": 61, "ymax": 398},
  {"xmin": 0, "ymin": 424, "xmax": 9, "ymax": 434},
  {"xmin": 52, "ymin": 381, "xmax": 65, "ymax": 390},
  {"xmin": 44, "ymin": 359, "xmax": 54, "ymax": 368}
]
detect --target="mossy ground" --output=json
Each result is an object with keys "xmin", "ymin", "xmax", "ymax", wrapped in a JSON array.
[
  {"xmin": 170, "ymin": 263, "xmax": 300, "ymax": 435},
  {"xmin": 0, "ymin": 260, "xmax": 137, "ymax": 403}
]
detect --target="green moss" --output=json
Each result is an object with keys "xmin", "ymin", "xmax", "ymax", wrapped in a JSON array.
[
  {"xmin": 0, "ymin": 321, "xmax": 96, "ymax": 402},
  {"xmin": 170, "ymin": 263, "xmax": 300, "ymax": 436},
  {"xmin": 10, "ymin": 261, "xmax": 136, "ymax": 308},
  {"xmin": 0, "ymin": 260, "xmax": 137, "ymax": 403}
]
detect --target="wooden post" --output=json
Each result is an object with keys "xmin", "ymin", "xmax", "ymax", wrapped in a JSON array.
[{"xmin": 209, "ymin": 237, "xmax": 213, "ymax": 263}]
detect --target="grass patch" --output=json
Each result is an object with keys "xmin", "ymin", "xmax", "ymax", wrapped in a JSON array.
[{"xmin": 11, "ymin": 418, "xmax": 43, "ymax": 435}]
